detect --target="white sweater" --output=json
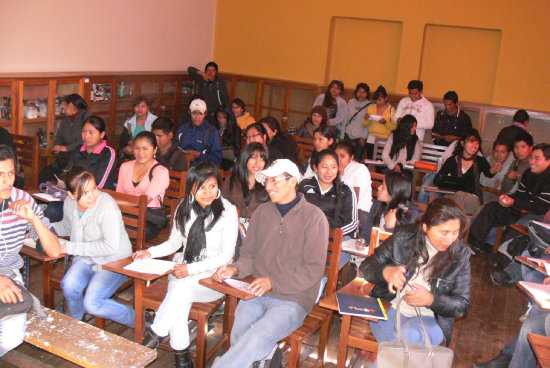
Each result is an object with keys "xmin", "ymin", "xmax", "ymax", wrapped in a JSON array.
[
  {"xmin": 342, "ymin": 160, "xmax": 372, "ymax": 212},
  {"xmin": 382, "ymin": 133, "xmax": 422, "ymax": 170},
  {"xmin": 394, "ymin": 96, "xmax": 435, "ymax": 141}
]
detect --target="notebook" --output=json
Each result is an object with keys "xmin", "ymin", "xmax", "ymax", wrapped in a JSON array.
[
  {"xmin": 518, "ymin": 281, "xmax": 550, "ymax": 309},
  {"xmin": 336, "ymin": 293, "xmax": 388, "ymax": 320}
]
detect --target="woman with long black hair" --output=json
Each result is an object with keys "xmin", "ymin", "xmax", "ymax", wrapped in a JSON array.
[
  {"xmin": 381, "ymin": 114, "xmax": 422, "ymax": 172},
  {"xmin": 312, "ymin": 79, "xmax": 348, "ymax": 132},
  {"xmin": 213, "ymin": 104, "xmax": 242, "ymax": 171},
  {"xmin": 133, "ymin": 162, "xmax": 238, "ymax": 367}
]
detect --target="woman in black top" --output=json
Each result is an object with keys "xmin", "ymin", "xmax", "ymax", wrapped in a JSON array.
[
  {"xmin": 434, "ymin": 129, "xmax": 502, "ymax": 215},
  {"xmin": 213, "ymin": 105, "xmax": 242, "ymax": 171},
  {"xmin": 260, "ymin": 116, "xmax": 304, "ymax": 173}
]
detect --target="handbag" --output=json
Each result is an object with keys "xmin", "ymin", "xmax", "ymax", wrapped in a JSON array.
[
  {"xmin": 376, "ymin": 290, "xmax": 454, "ymax": 368},
  {"xmin": 0, "ymin": 269, "xmax": 46, "ymax": 320},
  {"xmin": 145, "ymin": 163, "xmax": 168, "ymax": 228}
]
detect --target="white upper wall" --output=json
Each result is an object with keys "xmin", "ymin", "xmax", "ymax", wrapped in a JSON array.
[{"xmin": 0, "ymin": 0, "xmax": 217, "ymax": 72}]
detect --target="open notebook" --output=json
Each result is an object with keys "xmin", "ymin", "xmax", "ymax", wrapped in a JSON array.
[{"xmin": 518, "ymin": 281, "xmax": 550, "ymax": 309}]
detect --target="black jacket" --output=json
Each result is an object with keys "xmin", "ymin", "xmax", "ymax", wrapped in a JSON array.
[
  {"xmin": 512, "ymin": 166, "xmax": 550, "ymax": 215},
  {"xmin": 359, "ymin": 224, "xmax": 471, "ymax": 345},
  {"xmin": 496, "ymin": 125, "xmax": 526, "ymax": 152},
  {"xmin": 188, "ymin": 67, "xmax": 230, "ymax": 120},
  {"xmin": 69, "ymin": 142, "xmax": 117, "ymax": 190},
  {"xmin": 269, "ymin": 133, "xmax": 304, "ymax": 173},
  {"xmin": 155, "ymin": 142, "xmax": 188, "ymax": 172},
  {"xmin": 434, "ymin": 155, "xmax": 493, "ymax": 199},
  {"xmin": 298, "ymin": 177, "xmax": 357, "ymax": 236},
  {"xmin": 432, "ymin": 109, "xmax": 472, "ymax": 146}
]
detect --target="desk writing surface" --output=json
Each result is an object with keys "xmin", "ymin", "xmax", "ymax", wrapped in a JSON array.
[
  {"xmin": 527, "ymin": 333, "xmax": 550, "ymax": 368},
  {"xmin": 102, "ymin": 257, "xmax": 169, "ymax": 282},
  {"xmin": 200, "ymin": 276, "xmax": 256, "ymax": 300}
]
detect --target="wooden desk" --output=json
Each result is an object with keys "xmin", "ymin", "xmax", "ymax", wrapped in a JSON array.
[
  {"xmin": 319, "ymin": 278, "xmax": 389, "ymax": 368},
  {"xmin": 423, "ymin": 185, "xmax": 455, "ymax": 202},
  {"xmin": 199, "ymin": 276, "xmax": 255, "ymax": 343},
  {"xmin": 528, "ymin": 333, "xmax": 550, "ymax": 368},
  {"xmin": 102, "ymin": 257, "xmax": 171, "ymax": 343},
  {"xmin": 516, "ymin": 256, "xmax": 548, "ymax": 275}
]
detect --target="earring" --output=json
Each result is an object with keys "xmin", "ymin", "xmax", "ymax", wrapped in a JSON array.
[
  {"xmin": 189, "ymin": 194, "xmax": 195, "ymax": 203},
  {"xmin": 216, "ymin": 189, "xmax": 221, "ymax": 199}
]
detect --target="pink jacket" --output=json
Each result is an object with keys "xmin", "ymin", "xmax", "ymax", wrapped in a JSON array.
[{"xmin": 116, "ymin": 160, "xmax": 169, "ymax": 208}]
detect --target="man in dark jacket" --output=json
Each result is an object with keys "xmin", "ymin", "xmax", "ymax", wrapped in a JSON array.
[
  {"xmin": 188, "ymin": 62, "xmax": 230, "ymax": 122},
  {"xmin": 431, "ymin": 91, "xmax": 472, "ymax": 146},
  {"xmin": 152, "ymin": 117, "xmax": 187, "ymax": 172},
  {"xmin": 495, "ymin": 109, "xmax": 529, "ymax": 153}
]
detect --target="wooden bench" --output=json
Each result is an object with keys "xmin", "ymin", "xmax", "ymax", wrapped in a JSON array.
[
  {"xmin": 12, "ymin": 134, "xmax": 40, "ymax": 190},
  {"xmin": 1, "ymin": 307, "xmax": 156, "ymax": 368},
  {"xmin": 295, "ymin": 136, "xmax": 314, "ymax": 164}
]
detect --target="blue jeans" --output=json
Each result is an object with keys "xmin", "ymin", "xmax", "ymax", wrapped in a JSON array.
[
  {"xmin": 0, "ymin": 272, "xmax": 26, "ymax": 357},
  {"xmin": 61, "ymin": 260, "xmax": 135, "ymax": 327},
  {"xmin": 416, "ymin": 172, "xmax": 437, "ymax": 204},
  {"xmin": 502, "ymin": 304, "xmax": 550, "ymax": 368},
  {"xmin": 212, "ymin": 296, "xmax": 308, "ymax": 368}
]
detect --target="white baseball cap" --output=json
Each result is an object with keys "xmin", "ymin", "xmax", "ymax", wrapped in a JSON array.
[
  {"xmin": 189, "ymin": 99, "xmax": 207, "ymax": 114},
  {"xmin": 255, "ymin": 159, "xmax": 301, "ymax": 185}
]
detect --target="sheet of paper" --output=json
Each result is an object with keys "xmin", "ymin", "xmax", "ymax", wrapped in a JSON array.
[
  {"xmin": 33, "ymin": 192, "xmax": 61, "ymax": 202},
  {"xmin": 341, "ymin": 238, "xmax": 369, "ymax": 256},
  {"xmin": 123, "ymin": 259, "xmax": 175, "ymax": 275},
  {"xmin": 224, "ymin": 278, "xmax": 252, "ymax": 293},
  {"xmin": 519, "ymin": 281, "xmax": 550, "ymax": 309},
  {"xmin": 369, "ymin": 115, "xmax": 382, "ymax": 121}
]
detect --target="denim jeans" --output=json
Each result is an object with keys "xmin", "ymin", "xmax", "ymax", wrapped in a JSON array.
[
  {"xmin": 416, "ymin": 172, "xmax": 436, "ymax": 204},
  {"xmin": 502, "ymin": 304, "xmax": 550, "ymax": 368},
  {"xmin": 0, "ymin": 272, "xmax": 26, "ymax": 357},
  {"xmin": 61, "ymin": 260, "xmax": 135, "ymax": 327},
  {"xmin": 212, "ymin": 296, "xmax": 307, "ymax": 368}
]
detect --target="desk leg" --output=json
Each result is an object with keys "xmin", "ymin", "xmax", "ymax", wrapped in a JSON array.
[
  {"xmin": 429, "ymin": 191, "xmax": 436, "ymax": 202},
  {"xmin": 411, "ymin": 171, "xmax": 419, "ymax": 200},
  {"xmin": 224, "ymin": 296, "xmax": 238, "ymax": 349},
  {"xmin": 43, "ymin": 261, "xmax": 53, "ymax": 309},
  {"xmin": 134, "ymin": 280, "xmax": 145, "ymax": 343},
  {"xmin": 337, "ymin": 315, "xmax": 352, "ymax": 368}
]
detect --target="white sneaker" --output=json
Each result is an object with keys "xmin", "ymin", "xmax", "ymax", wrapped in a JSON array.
[{"xmin": 519, "ymin": 302, "xmax": 532, "ymax": 322}]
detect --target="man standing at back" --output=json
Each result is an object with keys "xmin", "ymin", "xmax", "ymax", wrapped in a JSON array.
[
  {"xmin": 211, "ymin": 159, "xmax": 329, "ymax": 368},
  {"xmin": 394, "ymin": 80, "xmax": 435, "ymax": 142},
  {"xmin": 188, "ymin": 62, "xmax": 230, "ymax": 122}
]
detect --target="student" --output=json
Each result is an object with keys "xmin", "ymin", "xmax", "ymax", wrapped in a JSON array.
[
  {"xmin": 358, "ymin": 171, "xmax": 420, "ymax": 242},
  {"xmin": 135, "ymin": 162, "xmax": 238, "ymax": 368},
  {"xmin": 296, "ymin": 106, "xmax": 328, "ymax": 140},
  {"xmin": 152, "ymin": 117, "xmax": 188, "ymax": 172},
  {"xmin": 381, "ymin": 115, "xmax": 422, "ymax": 172},
  {"xmin": 431, "ymin": 91, "xmax": 472, "ymax": 146},
  {"xmin": 188, "ymin": 61, "xmax": 230, "ymax": 122},
  {"xmin": 298, "ymin": 150, "xmax": 358, "ymax": 238},
  {"xmin": 360, "ymin": 198, "xmax": 470, "ymax": 347},
  {"xmin": 394, "ymin": 80, "xmax": 435, "ymax": 142},
  {"xmin": 261, "ymin": 116, "xmax": 304, "ymax": 173},
  {"xmin": 500, "ymin": 130, "xmax": 534, "ymax": 194},
  {"xmin": 56, "ymin": 166, "xmax": 134, "ymax": 327},
  {"xmin": 212, "ymin": 159, "xmax": 329, "ymax": 368},
  {"xmin": 335, "ymin": 140, "xmax": 372, "ymax": 228},
  {"xmin": 363, "ymin": 85, "xmax": 396, "ymax": 159},
  {"xmin": 118, "ymin": 96, "xmax": 158, "ymax": 162},
  {"xmin": 244, "ymin": 123, "xmax": 284, "ymax": 164},
  {"xmin": 213, "ymin": 105, "xmax": 242, "ymax": 171},
  {"xmin": 433, "ymin": 129, "xmax": 502, "ymax": 215},
  {"xmin": 469, "ymin": 144, "xmax": 550, "ymax": 254},
  {"xmin": 116, "ymin": 131, "xmax": 170, "ymax": 240},
  {"xmin": 302, "ymin": 125, "xmax": 338, "ymax": 179},
  {"xmin": 313, "ymin": 79, "xmax": 348, "ymax": 132},
  {"xmin": 496, "ymin": 109, "xmax": 530, "ymax": 153},
  {"xmin": 341, "ymin": 83, "xmax": 372, "ymax": 160},
  {"xmin": 177, "ymin": 99, "xmax": 222, "ymax": 166},
  {"xmin": 231, "ymin": 98, "xmax": 255, "ymax": 130},
  {"xmin": 479, "ymin": 138, "xmax": 514, "ymax": 202},
  {"xmin": 0, "ymin": 144, "xmax": 60, "ymax": 357}
]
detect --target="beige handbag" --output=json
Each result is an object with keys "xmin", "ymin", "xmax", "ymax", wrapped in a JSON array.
[{"xmin": 376, "ymin": 290, "xmax": 454, "ymax": 368}]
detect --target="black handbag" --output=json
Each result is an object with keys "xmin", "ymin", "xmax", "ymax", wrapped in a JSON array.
[
  {"xmin": 145, "ymin": 163, "xmax": 168, "ymax": 228},
  {"xmin": 0, "ymin": 269, "xmax": 46, "ymax": 320}
]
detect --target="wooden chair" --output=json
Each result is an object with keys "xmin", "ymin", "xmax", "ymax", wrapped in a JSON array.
[
  {"xmin": 280, "ymin": 228, "xmax": 344, "ymax": 367},
  {"xmin": 166, "ymin": 170, "xmax": 187, "ymax": 201},
  {"xmin": 372, "ymin": 137, "xmax": 387, "ymax": 162},
  {"xmin": 370, "ymin": 172, "xmax": 385, "ymax": 199},
  {"xmin": 419, "ymin": 143, "xmax": 447, "ymax": 169},
  {"xmin": 367, "ymin": 227, "xmax": 392, "ymax": 256},
  {"xmin": 12, "ymin": 134, "xmax": 40, "ymax": 189},
  {"xmin": 295, "ymin": 136, "xmax": 315, "ymax": 164},
  {"xmin": 219, "ymin": 168, "xmax": 232, "ymax": 185}
]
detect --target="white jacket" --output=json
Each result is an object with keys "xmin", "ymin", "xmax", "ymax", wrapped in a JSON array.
[
  {"xmin": 342, "ymin": 160, "xmax": 372, "ymax": 212},
  {"xmin": 313, "ymin": 94, "xmax": 348, "ymax": 131},
  {"xmin": 124, "ymin": 112, "xmax": 158, "ymax": 136},
  {"xmin": 394, "ymin": 96, "xmax": 434, "ymax": 141}
]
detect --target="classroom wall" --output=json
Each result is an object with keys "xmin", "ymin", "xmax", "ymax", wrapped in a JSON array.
[
  {"xmin": 0, "ymin": 0, "xmax": 217, "ymax": 73},
  {"xmin": 214, "ymin": 0, "xmax": 550, "ymax": 111}
]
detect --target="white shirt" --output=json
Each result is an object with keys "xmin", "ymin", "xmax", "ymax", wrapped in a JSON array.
[
  {"xmin": 342, "ymin": 160, "xmax": 372, "ymax": 213},
  {"xmin": 394, "ymin": 95, "xmax": 435, "ymax": 141}
]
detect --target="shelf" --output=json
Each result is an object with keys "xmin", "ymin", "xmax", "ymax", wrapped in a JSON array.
[
  {"xmin": 22, "ymin": 118, "xmax": 48, "ymax": 123},
  {"xmin": 90, "ymin": 100, "xmax": 111, "ymax": 105}
]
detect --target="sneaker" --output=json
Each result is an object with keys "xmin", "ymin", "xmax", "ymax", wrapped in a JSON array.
[{"xmin": 490, "ymin": 271, "xmax": 512, "ymax": 286}]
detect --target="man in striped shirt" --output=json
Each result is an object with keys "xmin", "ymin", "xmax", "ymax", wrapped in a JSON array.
[{"xmin": 0, "ymin": 144, "xmax": 60, "ymax": 357}]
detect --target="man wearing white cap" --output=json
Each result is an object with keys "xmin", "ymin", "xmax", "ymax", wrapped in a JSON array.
[
  {"xmin": 176, "ymin": 99, "xmax": 222, "ymax": 166},
  {"xmin": 212, "ymin": 159, "xmax": 329, "ymax": 368}
]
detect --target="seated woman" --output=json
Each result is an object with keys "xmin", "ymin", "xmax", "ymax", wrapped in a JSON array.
[
  {"xmin": 302, "ymin": 125, "xmax": 338, "ymax": 179},
  {"xmin": 296, "ymin": 106, "xmax": 328, "ymax": 140},
  {"xmin": 298, "ymin": 149, "xmax": 357, "ymax": 240},
  {"xmin": 232, "ymin": 98, "xmax": 255, "ymax": 130},
  {"xmin": 213, "ymin": 105, "xmax": 242, "ymax": 171},
  {"xmin": 363, "ymin": 85, "xmax": 396, "ymax": 159},
  {"xmin": 341, "ymin": 83, "xmax": 372, "ymax": 161},
  {"xmin": 222, "ymin": 142, "xmax": 270, "ymax": 230},
  {"xmin": 360, "ymin": 197, "xmax": 470, "ymax": 347},
  {"xmin": 57, "ymin": 166, "xmax": 134, "ymax": 327},
  {"xmin": 261, "ymin": 116, "xmax": 304, "ymax": 173},
  {"xmin": 117, "ymin": 131, "xmax": 170, "ymax": 240},
  {"xmin": 118, "ymin": 96, "xmax": 158, "ymax": 163},
  {"xmin": 433, "ymin": 129, "xmax": 502, "ymax": 215},
  {"xmin": 358, "ymin": 171, "xmax": 420, "ymax": 243},
  {"xmin": 312, "ymin": 79, "xmax": 348, "ymax": 133},
  {"xmin": 133, "ymin": 162, "xmax": 238, "ymax": 367},
  {"xmin": 381, "ymin": 114, "xmax": 421, "ymax": 173},
  {"xmin": 44, "ymin": 115, "xmax": 117, "ymax": 222}
]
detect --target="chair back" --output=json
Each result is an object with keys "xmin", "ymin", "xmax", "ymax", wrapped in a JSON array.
[
  {"xmin": 420, "ymin": 143, "xmax": 447, "ymax": 168},
  {"xmin": 165, "ymin": 170, "xmax": 187, "ymax": 201},
  {"xmin": 219, "ymin": 169, "xmax": 232, "ymax": 185},
  {"xmin": 100, "ymin": 189, "xmax": 147, "ymax": 250},
  {"xmin": 368, "ymin": 227, "xmax": 392, "ymax": 256},
  {"xmin": 295, "ymin": 136, "xmax": 315, "ymax": 164},
  {"xmin": 372, "ymin": 137, "xmax": 387, "ymax": 162},
  {"xmin": 324, "ymin": 228, "xmax": 344, "ymax": 296},
  {"xmin": 370, "ymin": 172, "xmax": 385, "ymax": 199},
  {"xmin": 12, "ymin": 134, "xmax": 40, "ymax": 189}
]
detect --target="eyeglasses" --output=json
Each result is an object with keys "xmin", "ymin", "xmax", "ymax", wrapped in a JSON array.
[
  {"xmin": 264, "ymin": 176, "xmax": 292, "ymax": 186},
  {"xmin": 245, "ymin": 133, "xmax": 263, "ymax": 140}
]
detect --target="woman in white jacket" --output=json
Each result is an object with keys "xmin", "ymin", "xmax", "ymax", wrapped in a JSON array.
[
  {"xmin": 313, "ymin": 79, "xmax": 348, "ymax": 133},
  {"xmin": 119, "ymin": 96, "xmax": 158, "ymax": 161},
  {"xmin": 133, "ymin": 162, "xmax": 238, "ymax": 368},
  {"xmin": 57, "ymin": 165, "xmax": 134, "ymax": 327}
]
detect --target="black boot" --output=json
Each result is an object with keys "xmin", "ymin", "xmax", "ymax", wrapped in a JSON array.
[
  {"xmin": 142, "ymin": 328, "xmax": 162, "ymax": 350},
  {"xmin": 474, "ymin": 352, "xmax": 512, "ymax": 368},
  {"xmin": 174, "ymin": 347, "xmax": 194, "ymax": 368}
]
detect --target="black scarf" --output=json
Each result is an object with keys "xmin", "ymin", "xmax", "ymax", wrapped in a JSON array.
[{"xmin": 183, "ymin": 201, "xmax": 212, "ymax": 264}]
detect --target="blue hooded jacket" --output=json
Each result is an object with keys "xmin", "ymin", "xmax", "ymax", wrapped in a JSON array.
[{"xmin": 176, "ymin": 120, "xmax": 222, "ymax": 166}]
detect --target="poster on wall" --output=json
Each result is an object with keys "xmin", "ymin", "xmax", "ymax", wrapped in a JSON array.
[{"xmin": 91, "ymin": 83, "xmax": 111, "ymax": 102}]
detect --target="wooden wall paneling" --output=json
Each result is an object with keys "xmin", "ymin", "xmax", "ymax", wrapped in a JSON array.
[
  {"xmin": 47, "ymin": 80, "xmax": 56, "ymax": 145},
  {"xmin": 174, "ymin": 77, "xmax": 183, "ymax": 126}
]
